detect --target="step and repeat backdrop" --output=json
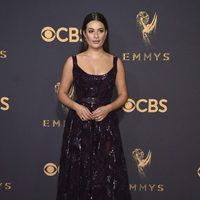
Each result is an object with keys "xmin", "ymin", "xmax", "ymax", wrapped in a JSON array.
[{"xmin": 0, "ymin": 0, "xmax": 199, "ymax": 199}]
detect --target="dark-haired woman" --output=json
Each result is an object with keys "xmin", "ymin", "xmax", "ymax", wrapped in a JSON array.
[{"xmin": 56, "ymin": 12, "xmax": 132, "ymax": 200}]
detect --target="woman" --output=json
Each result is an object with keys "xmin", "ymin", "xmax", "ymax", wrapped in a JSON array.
[{"xmin": 56, "ymin": 12, "xmax": 132, "ymax": 200}]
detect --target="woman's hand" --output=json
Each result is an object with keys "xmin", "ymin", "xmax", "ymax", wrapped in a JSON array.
[
  {"xmin": 75, "ymin": 104, "xmax": 94, "ymax": 121},
  {"xmin": 92, "ymin": 105, "xmax": 111, "ymax": 121}
]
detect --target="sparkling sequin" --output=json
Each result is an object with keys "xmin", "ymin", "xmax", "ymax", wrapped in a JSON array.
[{"xmin": 56, "ymin": 55, "xmax": 132, "ymax": 200}]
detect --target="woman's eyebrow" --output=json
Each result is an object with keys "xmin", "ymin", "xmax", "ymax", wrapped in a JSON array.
[{"xmin": 87, "ymin": 27, "xmax": 104, "ymax": 30}]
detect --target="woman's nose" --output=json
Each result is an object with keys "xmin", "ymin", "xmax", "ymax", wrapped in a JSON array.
[{"xmin": 94, "ymin": 32, "xmax": 98, "ymax": 38}]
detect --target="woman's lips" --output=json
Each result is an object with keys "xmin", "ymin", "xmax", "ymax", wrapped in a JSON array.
[{"xmin": 92, "ymin": 40, "xmax": 100, "ymax": 43}]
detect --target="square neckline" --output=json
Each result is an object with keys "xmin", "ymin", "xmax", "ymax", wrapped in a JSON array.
[{"xmin": 74, "ymin": 55, "xmax": 116, "ymax": 76}]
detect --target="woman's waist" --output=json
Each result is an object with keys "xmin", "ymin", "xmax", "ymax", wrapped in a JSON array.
[{"xmin": 76, "ymin": 97, "xmax": 111, "ymax": 105}]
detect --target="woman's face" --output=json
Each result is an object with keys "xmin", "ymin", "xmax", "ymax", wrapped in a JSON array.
[{"xmin": 83, "ymin": 20, "xmax": 107, "ymax": 49}]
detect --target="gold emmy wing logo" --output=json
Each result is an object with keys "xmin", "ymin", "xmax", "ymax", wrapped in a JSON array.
[
  {"xmin": 132, "ymin": 148, "xmax": 152, "ymax": 178},
  {"xmin": 43, "ymin": 163, "xmax": 60, "ymax": 176},
  {"xmin": 136, "ymin": 11, "xmax": 157, "ymax": 46},
  {"xmin": 55, "ymin": 82, "xmax": 75, "ymax": 113}
]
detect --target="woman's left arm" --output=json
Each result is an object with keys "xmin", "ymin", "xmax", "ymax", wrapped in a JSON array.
[{"xmin": 106, "ymin": 57, "xmax": 128, "ymax": 112}]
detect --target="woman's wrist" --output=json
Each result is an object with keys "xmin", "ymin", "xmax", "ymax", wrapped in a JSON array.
[
  {"xmin": 71, "ymin": 101, "xmax": 80, "ymax": 112},
  {"xmin": 106, "ymin": 104, "xmax": 113, "ymax": 113}
]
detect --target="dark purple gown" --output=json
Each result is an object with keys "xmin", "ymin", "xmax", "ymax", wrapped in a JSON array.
[{"xmin": 56, "ymin": 55, "xmax": 132, "ymax": 200}]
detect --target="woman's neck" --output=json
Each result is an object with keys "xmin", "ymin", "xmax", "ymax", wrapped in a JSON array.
[{"xmin": 84, "ymin": 48, "xmax": 106, "ymax": 58}]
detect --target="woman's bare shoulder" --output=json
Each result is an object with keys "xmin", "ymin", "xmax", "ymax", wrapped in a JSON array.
[
  {"xmin": 62, "ymin": 55, "xmax": 74, "ymax": 71},
  {"xmin": 106, "ymin": 53, "xmax": 121, "ymax": 62}
]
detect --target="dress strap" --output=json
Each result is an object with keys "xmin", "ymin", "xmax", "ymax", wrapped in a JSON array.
[
  {"xmin": 72, "ymin": 55, "xmax": 77, "ymax": 65},
  {"xmin": 113, "ymin": 56, "xmax": 118, "ymax": 68}
]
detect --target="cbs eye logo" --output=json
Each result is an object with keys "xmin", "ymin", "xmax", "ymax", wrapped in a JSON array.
[
  {"xmin": 123, "ymin": 98, "xmax": 168, "ymax": 113},
  {"xmin": 41, "ymin": 26, "xmax": 82, "ymax": 43},
  {"xmin": 43, "ymin": 163, "xmax": 59, "ymax": 176}
]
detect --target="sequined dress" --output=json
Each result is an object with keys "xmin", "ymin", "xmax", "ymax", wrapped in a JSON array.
[{"xmin": 56, "ymin": 55, "xmax": 132, "ymax": 200}]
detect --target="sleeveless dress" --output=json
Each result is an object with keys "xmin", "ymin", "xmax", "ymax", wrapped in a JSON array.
[{"xmin": 56, "ymin": 55, "xmax": 132, "ymax": 200}]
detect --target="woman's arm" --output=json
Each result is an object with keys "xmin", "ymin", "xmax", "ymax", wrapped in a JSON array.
[
  {"xmin": 57, "ymin": 56, "xmax": 79, "ymax": 111},
  {"xmin": 58, "ymin": 56, "xmax": 93, "ymax": 120},
  {"xmin": 106, "ymin": 57, "xmax": 128, "ymax": 112}
]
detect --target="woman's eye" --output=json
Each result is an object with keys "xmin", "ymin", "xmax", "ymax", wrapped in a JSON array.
[{"xmin": 88, "ymin": 30, "xmax": 104, "ymax": 33}]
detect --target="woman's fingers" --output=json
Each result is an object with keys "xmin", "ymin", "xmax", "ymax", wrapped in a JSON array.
[
  {"xmin": 86, "ymin": 108, "xmax": 94, "ymax": 119},
  {"xmin": 94, "ymin": 115, "xmax": 104, "ymax": 121},
  {"xmin": 79, "ymin": 107, "xmax": 93, "ymax": 120},
  {"xmin": 78, "ymin": 105, "xmax": 109, "ymax": 121}
]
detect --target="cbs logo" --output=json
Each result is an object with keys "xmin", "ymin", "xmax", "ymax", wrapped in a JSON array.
[
  {"xmin": 123, "ymin": 98, "xmax": 168, "ymax": 113},
  {"xmin": 41, "ymin": 26, "xmax": 82, "ymax": 42},
  {"xmin": 0, "ymin": 50, "xmax": 7, "ymax": 58},
  {"xmin": 0, "ymin": 182, "xmax": 12, "ymax": 190},
  {"xmin": 43, "ymin": 163, "xmax": 59, "ymax": 176},
  {"xmin": 0, "ymin": 97, "xmax": 10, "ymax": 111}
]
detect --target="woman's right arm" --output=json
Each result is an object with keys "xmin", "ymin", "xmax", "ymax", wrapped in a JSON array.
[
  {"xmin": 57, "ymin": 56, "xmax": 93, "ymax": 120},
  {"xmin": 57, "ymin": 56, "xmax": 79, "ymax": 111}
]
